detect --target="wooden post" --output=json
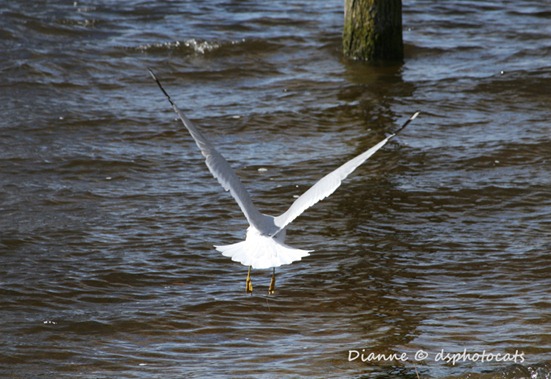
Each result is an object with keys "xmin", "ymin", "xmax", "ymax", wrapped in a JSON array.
[{"xmin": 343, "ymin": 0, "xmax": 404, "ymax": 62}]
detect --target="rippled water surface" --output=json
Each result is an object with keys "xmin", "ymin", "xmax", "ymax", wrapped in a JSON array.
[{"xmin": 1, "ymin": 1, "xmax": 550, "ymax": 378}]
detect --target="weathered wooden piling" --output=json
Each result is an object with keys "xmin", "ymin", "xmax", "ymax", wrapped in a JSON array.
[{"xmin": 343, "ymin": 0, "xmax": 404, "ymax": 62}]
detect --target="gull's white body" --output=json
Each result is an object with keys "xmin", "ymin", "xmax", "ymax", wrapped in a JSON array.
[
  {"xmin": 216, "ymin": 227, "xmax": 310, "ymax": 269},
  {"xmin": 150, "ymin": 70, "xmax": 418, "ymax": 270}
]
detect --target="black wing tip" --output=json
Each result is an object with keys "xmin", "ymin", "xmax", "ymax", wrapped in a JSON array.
[
  {"xmin": 148, "ymin": 68, "xmax": 175, "ymax": 107},
  {"xmin": 393, "ymin": 110, "xmax": 420, "ymax": 136}
]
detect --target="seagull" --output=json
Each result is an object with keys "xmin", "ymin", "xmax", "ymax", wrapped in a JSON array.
[{"xmin": 149, "ymin": 69, "xmax": 419, "ymax": 294}]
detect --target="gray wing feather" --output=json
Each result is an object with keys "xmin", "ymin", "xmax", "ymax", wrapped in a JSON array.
[
  {"xmin": 149, "ymin": 70, "xmax": 270, "ymax": 232},
  {"xmin": 273, "ymin": 111, "xmax": 418, "ymax": 233},
  {"xmin": 273, "ymin": 136, "xmax": 393, "ymax": 232}
]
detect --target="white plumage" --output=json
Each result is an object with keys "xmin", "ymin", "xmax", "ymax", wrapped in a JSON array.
[
  {"xmin": 150, "ymin": 70, "xmax": 418, "ymax": 271},
  {"xmin": 216, "ymin": 227, "xmax": 311, "ymax": 269}
]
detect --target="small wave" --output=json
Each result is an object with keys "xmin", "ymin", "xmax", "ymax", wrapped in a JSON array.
[
  {"xmin": 446, "ymin": 360, "xmax": 551, "ymax": 379},
  {"xmin": 133, "ymin": 38, "xmax": 245, "ymax": 55},
  {"xmin": 56, "ymin": 17, "xmax": 99, "ymax": 28}
]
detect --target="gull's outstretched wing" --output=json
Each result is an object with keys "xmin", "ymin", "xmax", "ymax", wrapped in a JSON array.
[
  {"xmin": 149, "ymin": 70, "xmax": 271, "ymax": 232},
  {"xmin": 273, "ymin": 112, "xmax": 419, "ymax": 234}
]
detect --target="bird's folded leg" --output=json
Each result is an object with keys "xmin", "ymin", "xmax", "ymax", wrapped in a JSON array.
[
  {"xmin": 246, "ymin": 266, "xmax": 253, "ymax": 294},
  {"xmin": 268, "ymin": 268, "xmax": 276, "ymax": 295}
]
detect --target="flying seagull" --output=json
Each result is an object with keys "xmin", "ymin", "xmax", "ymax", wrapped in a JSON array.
[{"xmin": 149, "ymin": 69, "xmax": 419, "ymax": 294}]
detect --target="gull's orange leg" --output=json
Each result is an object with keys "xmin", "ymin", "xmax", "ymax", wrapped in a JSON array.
[
  {"xmin": 246, "ymin": 266, "xmax": 253, "ymax": 294},
  {"xmin": 268, "ymin": 268, "xmax": 276, "ymax": 295}
]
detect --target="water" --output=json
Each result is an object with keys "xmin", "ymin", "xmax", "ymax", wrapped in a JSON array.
[{"xmin": 1, "ymin": 1, "xmax": 550, "ymax": 378}]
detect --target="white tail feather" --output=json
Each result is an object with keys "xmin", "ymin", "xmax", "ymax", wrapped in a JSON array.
[{"xmin": 215, "ymin": 227, "xmax": 311, "ymax": 269}]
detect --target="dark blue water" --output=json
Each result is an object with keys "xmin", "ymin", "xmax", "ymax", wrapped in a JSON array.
[{"xmin": 1, "ymin": 1, "xmax": 550, "ymax": 378}]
